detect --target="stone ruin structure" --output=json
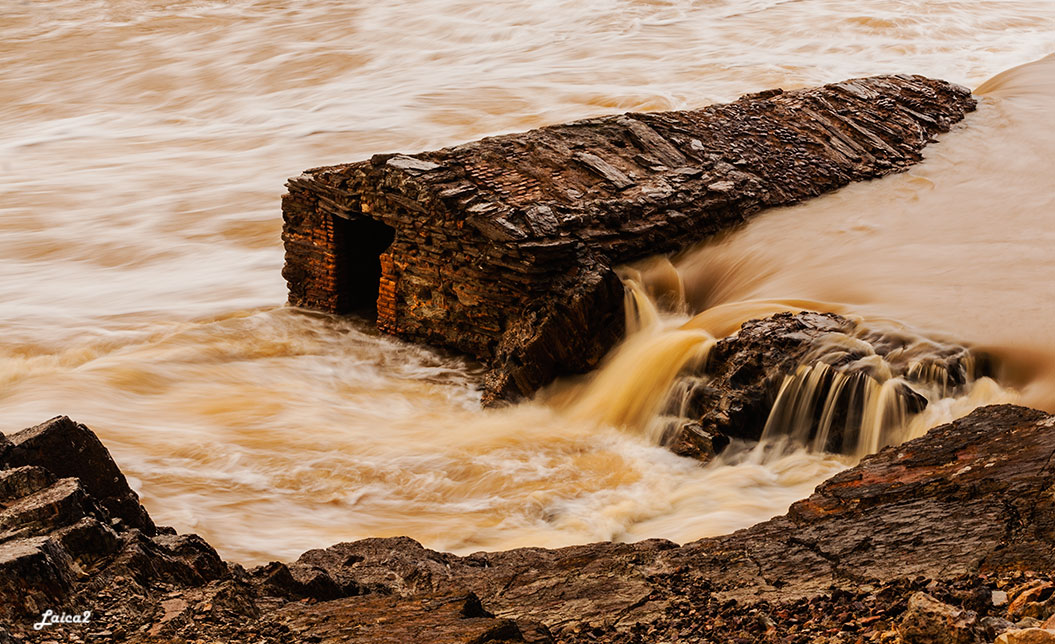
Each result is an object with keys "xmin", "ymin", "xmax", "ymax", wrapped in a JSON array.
[{"xmin": 280, "ymin": 75, "xmax": 975, "ymax": 402}]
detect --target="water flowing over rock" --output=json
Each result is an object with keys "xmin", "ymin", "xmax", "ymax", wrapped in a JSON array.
[
  {"xmin": 661, "ymin": 311, "xmax": 981, "ymax": 461},
  {"xmin": 2, "ymin": 404, "xmax": 1054, "ymax": 641},
  {"xmin": 281, "ymin": 75, "xmax": 975, "ymax": 403}
]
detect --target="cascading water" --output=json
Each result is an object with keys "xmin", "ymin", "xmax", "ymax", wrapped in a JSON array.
[
  {"xmin": 763, "ymin": 363, "xmax": 913, "ymax": 457},
  {"xmin": 593, "ymin": 262, "xmax": 1018, "ymax": 463},
  {"xmin": 759, "ymin": 333, "xmax": 987, "ymax": 458}
]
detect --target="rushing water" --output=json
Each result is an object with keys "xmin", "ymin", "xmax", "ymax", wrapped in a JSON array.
[{"xmin": 2, "ymin": 1, "xmax": 1053, "ymax": 564}]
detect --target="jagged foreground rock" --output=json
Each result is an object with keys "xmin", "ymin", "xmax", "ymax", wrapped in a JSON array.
[
  {"xmin": 281, "ymin": 75, "xmax": 976, "ymax": 403},
  {"xmin": 3, "ymin": 403, "xmax": 1055, "ymax": 643}
]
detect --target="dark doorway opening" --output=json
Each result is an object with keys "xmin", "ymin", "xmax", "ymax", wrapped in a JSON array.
[{"xmin": 332, "ymin": 214, "xmax": 396, "ymax": 319}]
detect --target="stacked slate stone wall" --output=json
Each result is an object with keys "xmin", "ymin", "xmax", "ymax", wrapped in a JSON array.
[{"xmin": 281, "ymin": 75, "xmax": 976, "ymax": 402}]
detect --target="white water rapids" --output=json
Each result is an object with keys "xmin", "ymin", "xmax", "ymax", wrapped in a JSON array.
[{"xmin": 2, "ymin": 0, "xmax": 1053, "ymax": 564}]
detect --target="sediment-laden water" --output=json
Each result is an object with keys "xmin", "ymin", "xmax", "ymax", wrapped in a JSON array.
[{"xmin": 2, "ymin": 0, "xmax": 1053, "ymax": 564}]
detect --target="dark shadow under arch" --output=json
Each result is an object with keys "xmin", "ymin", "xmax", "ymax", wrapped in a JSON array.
[{"xmin": 333, "ymin": 214, "xmax": 396, "ymax": 319}]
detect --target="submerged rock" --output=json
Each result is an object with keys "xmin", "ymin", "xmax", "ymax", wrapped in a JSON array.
[
  {"xmin": 671, "ymin": 311, "xmax": 858, "ymax": 444},
  {"xmin": 662, "ymin": 419, "xmax": 731, "ymax": 461},
  {"xmin": 2, "ymin": 403, "xmax": 1054, "ymax": 641}
]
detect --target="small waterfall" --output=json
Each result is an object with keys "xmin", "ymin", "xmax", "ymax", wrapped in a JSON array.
[
  {"xmin": 622, "ymin": 278, "xmax": 662, "ymax": 335},
  {"xmin": 563, "ymin": 266, "xmax": 715, "ymax": 444},
  {"xmin": 560, "ymin": 259, "xmax": 1018, "ymax": 465},
  {"xmin": 761, "ymin": 363, "xmax": 921, "ymax": 457},
  {"xmin": 565, "ymin": 325, "xmax": 716, "ymax": 436},
  {"xmin": 760, "ymin": 338, "xmax": 996, "ymax": 458},
  {"xmin": 619, "ymin": 258, "xmax": 687, "ymax": 335}
]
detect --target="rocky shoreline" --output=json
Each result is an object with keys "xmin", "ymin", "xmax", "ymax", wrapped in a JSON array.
[{"xmin": 3, "ymin": 354, "xmax": 1054, "ymax": 642}]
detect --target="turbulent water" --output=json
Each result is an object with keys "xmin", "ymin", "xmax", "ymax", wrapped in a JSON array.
[{"xmin": 2, "ymin": 0, "xmax": 1054, "ymax": 564}]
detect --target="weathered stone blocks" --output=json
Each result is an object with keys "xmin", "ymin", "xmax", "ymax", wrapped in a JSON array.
[{"xmin": 281, "ymin": 75, "xmax": 976, "ymax": 402}]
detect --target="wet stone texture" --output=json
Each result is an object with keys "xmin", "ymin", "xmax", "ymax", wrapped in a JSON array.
[
  {"xmin": 663, "ymin": 311, "xmax": 979, "ymax": 460},
  {"xmin": 281, "ymin": 75, "xmax": 976, "ymax": 403},
  {"xmin": 2, "ymin": 404, "xmax": 1055, "ymax": 642}
]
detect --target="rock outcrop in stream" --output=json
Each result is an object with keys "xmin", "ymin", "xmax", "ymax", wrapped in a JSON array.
[
  {"xmin": 281, "ymin": 75, "xmax": 976, "ymax": 403},
  {"xmin": 662, "ymin": 311, "xmax": 980, "ymax": 461},
  {"xmin": 3, "ymin": 403, "xmax": 1055, "ymax": 643}
]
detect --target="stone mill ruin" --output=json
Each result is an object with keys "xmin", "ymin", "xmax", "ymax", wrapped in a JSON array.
[{"xmin": 280, "ymin": 75, "xmax": 974, "ymax": 403}]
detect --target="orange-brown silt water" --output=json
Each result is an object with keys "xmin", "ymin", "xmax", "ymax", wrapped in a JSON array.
[{"xmin": 2, "ymin": 1, "xmax": 1054, "ymax": 564}]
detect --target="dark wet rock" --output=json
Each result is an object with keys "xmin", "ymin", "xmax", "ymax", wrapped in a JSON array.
[
  {"xmin": 252, "ymin": 560, "xmax": 356, "ymax": 601},
  {"xmin": 485, "ymin": 261, "xmax": 626, "ymax": 405},
  {"xmin": 4, "ymin": 416, "xmax": 155, "ymax": 535},
  {"xmin": 0, "ymin": 466, "xmax": 55, "ymax": 507},
  {"xmin": 3, "ymin": 404, "xmax": 1055, "ymax": 641},
  {"xmin": 0, "ymin": 432, "xmax": 12, "ymax": 463},
  {"xmin": 52, "ymin": 517, "xmax": 121, "ymax": 571},
  {"xmin": 0, "ymin": 537, "xmax": 77, "ymax": 621},
  {"xmin": 281, "ymin": 76, "xmax": 976, "ymax": 403},
  {"xmin": 148, "ymin": 533, "xmax": 228, "ymax": 583},
  {"xmin": 0, "ymin": 420, "xmax": 225, "ymax": 628},
  {"xmin": 662, "ymin": 420, "xmax": 730, "ymax": 461},
  {"xmin": 681, "ymin": 311, "xmax": 857, "ymax": 442}
]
